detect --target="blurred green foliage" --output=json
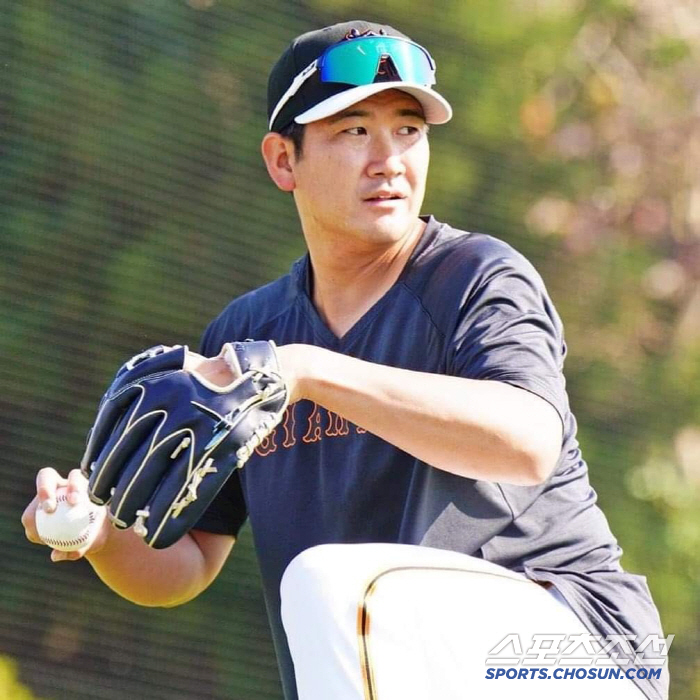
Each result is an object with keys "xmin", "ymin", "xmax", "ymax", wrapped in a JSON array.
[
  {"xmin": 1, "ymin": 0, "xmax": 698, "ymax": 698},
  {"xmin": 0, "ymin": 656, "xmax": 39, "ymax": 700}
]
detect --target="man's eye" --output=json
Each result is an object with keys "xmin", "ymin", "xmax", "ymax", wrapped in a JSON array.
[
  {"xmin": 345, "ymin": 127, "xmax": 367, "ymax": 135},
  {"xmin": 398, "ymin": 125, "xmax": 420, "ymax": 135}
]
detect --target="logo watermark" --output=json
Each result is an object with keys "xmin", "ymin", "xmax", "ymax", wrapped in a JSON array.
[
  {"xmin": 486, "ymin": 633, "xmax": 673, "ymax": 668},
  {"xmin": 485, "ymin": 667, "xmax": 663, "ymax": 681}
]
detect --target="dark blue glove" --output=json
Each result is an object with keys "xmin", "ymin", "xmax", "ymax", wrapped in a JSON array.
[{"xmin": 80, "ymin": 341, "xmax": 288, "ymax": 548}]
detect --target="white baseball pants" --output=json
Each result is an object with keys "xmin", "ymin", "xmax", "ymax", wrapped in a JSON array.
[{"xmin": 280, "ymin": 543, "xmax": 648, "ymax": 700}]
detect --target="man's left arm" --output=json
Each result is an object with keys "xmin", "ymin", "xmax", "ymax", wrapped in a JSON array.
[{"xmin": 275, "ymin": 345, "xmax": 562, "ymax": 486}]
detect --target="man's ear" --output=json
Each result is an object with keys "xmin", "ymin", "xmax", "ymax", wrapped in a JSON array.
[{"xmin": 261, "ymin": 132, "xmax": 296, "ymax": 192}]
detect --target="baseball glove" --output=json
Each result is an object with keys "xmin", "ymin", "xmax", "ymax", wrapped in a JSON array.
[{"xmin": 80, "ymin": 341, "xmax": 288, "ymax": 549}]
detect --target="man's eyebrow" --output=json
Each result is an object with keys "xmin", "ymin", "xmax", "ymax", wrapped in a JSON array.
[
  {"xmin": 327, "ymin": 107, "xmax": 427, "ymax": 124},
  {"xmin": 396, "ymin": 108, "xmax": 427, "ymax": 122},
  {"xmin": 327, "ymin": 109, "xmax": 370, "ymax": 124}
]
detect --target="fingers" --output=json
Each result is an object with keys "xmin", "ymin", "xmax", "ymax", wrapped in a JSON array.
[
  {"xmin": 21, "ymin": 496, "xmax": 42, "ymax": 544},
  {"xmin": 66, "ymin": 468, "xmax": 88, "ymax": 505},
  {"xmin": 35, "ymin": 467, "xmax": 68, "ymax": 513},
  {"xmin": 24, "ymin": 468, "xmax": 92, "ymax": 562},
  {"xmin": 52, "ymin": 501, "xmax": 111, "ymax": 563},
  {"xmin": 24, "ymin": 468, "xmax": 64, "ymax": 545}
]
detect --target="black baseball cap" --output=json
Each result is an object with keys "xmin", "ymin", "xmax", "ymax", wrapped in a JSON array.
[{"xmin": 267, "ymin": 20, "xmax": 453, "ymax": 133}]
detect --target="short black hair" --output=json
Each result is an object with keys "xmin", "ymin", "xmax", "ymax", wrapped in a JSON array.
[{"xmin": 278, "ymin": 121, "xmax": 305, "ymax": 160}]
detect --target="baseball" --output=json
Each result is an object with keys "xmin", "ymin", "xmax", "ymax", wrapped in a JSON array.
[{"xmin": 35, "ymin": 487, "xmax": 106, "ymax": 552}]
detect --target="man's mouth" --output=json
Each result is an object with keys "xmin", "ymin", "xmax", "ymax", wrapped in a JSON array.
[{"xmin": 364, "ymin": 192, "xmax": 406, "ymax": 202}]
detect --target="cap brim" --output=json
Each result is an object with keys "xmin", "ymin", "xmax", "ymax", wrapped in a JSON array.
[{"xmin": 294, "ymin": 82, "xmax": 453, "ymax": 126}]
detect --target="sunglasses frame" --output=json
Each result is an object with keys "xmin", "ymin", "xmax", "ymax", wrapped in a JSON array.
[{"xmin": 269, "ymin": 35, "xmax": 436, "ymax": 131}]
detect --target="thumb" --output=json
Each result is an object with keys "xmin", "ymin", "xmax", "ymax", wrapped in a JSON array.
[{"xmin": 185, "ymin": 350, "xmax": 238, "ymax": 389}]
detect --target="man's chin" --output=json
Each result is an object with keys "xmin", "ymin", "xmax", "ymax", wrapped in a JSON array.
[{"xmin": 364, "ymin": 212, "xmax": 420, "ymax": 241}]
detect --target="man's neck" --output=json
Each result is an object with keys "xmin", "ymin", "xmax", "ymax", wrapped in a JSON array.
[{"xmin": 306, "ymin": 219, "xmax": 426, "ymax": 339}]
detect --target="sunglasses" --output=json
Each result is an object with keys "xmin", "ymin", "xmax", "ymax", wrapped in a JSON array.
[{"xmin": 269, "ymin": 35, "xmax": 437, "ymax": 131}]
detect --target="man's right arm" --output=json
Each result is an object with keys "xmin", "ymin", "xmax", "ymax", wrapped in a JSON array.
[
  {"xmin": 22, "ymin": 468, "xmax": 234, "ymax": 608},
  {"xmin": 86, "ymin": 525, "xmax": 234, "ymax": 608}
]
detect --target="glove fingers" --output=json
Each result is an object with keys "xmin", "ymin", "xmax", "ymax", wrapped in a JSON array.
[
  {"xmin": 109, "ymin": 431, "xmax": 195, "ymax": 530},
  {"xmin": 81, "ymin": 386, "xmax": 142, "ymax": 476},
  {"xmin": 81, "ymin": 346, "xmax": 186, "ymax": 478},
  {"xmin": 101, "ymin": 437, "xmax": 156, "ymax": 527},
  {"xmin": 87, "ymin": 410, "xmax": 162, "ymax": 504},
  {"xmin": 143, "ymin": 448, "xmax": 230, "ymax": 549},
  {"xmin": 112, "ymin": 346, "xmax": 186, "ymax": 388}
]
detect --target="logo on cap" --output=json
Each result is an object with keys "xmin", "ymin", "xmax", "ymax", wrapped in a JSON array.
[{"xmin": 343, "ymin": 28, "xmax": 386, "ymax": 40}]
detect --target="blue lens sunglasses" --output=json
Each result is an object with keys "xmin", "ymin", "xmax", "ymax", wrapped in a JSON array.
[{"xmin": 269, "ymin": 35, "xmax": 437, "ymax": 130}]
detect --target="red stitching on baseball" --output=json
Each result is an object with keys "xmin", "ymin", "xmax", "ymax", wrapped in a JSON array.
[
  {"xmin": 43, "ymin": 533, "xmax": 90, "ymax": 547},
  {"xmin": 40, "ymin": 494, "xmax": 94, "ymax": 549}
]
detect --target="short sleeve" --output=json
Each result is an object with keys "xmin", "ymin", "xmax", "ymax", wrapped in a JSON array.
[
  {"xmin": 192, "ymin": 320, "xmax": 249, "ymax": 537},
  {"xmin": 447, "ymin": 253, "xmax": 569, "ymax": 423},
  {"xmin": 193, "ymin": 469, "xmax": 248, "ymax": 537}
]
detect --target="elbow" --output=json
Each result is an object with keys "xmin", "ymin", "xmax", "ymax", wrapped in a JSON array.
[
  {"xmin": 458, "ymin": 442, "xmax": 559, "ymax": 485},
  {"xmin": 160, "ymin": 598, "xmax": 194, "ymax": 609},
  {"xmin": 524, "ymin": 452, "xmax": 558, "ymax": 485},
  {"xmin": 520, "ymin": 436, "xmax": 561, "ymax": 485},
  {"xmin": 129, "ymin": 595, "xmax": 197, "ymax": 609},
  {"xmin": 155, "ymin": 585, "xmax": 205, "ymax": 608},
  {"xmin": 119, "ymin": 596, "xmax": 182, "ymax": 609},
  {"xmin": 519, "ymin": 406, "xmax": 563, "ymax": 485},
  {"xmin": 497, "ymin": 427, "xmax": 561, "ymax": 485},
  {"xmin": 117, "ymin": 587, "xmax": 202, "ymax": 609}
]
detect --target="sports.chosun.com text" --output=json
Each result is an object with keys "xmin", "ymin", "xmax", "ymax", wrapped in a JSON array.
[{"xmin": 485, "ymin": 667, "xmax": 662, "ymax": 681}]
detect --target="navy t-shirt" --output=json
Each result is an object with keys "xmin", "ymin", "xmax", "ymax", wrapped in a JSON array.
[{"xmin": 196, "ymin": 216, "xmax": 667, "ymax": 700}]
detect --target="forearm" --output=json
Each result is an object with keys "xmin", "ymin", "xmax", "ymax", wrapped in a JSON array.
[
  {"xmin": 279, "ymin": 344, "xmax": 562, "ymax": 485},
  {"xmin": 85, "ymin": 527, "xmax": 230, "ymax": 607}
]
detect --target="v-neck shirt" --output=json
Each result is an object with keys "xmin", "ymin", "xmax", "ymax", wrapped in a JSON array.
[{"xmin": 196, "ymin": 215, "xmax": 667, "ymax": 700}]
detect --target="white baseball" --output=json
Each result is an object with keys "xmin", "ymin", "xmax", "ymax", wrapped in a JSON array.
[{"xmin": 35, "ymin": 488, "xmax": 107, "ymax": 552}]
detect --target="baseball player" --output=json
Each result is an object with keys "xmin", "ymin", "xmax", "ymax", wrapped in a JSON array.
[{"xmin": 23, "ymin": 20, "xmax": 668, "ymax": 700}]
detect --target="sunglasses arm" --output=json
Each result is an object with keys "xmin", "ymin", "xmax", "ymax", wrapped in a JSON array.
[{"xmin": 268, "ymin": 60, "xmax": 319, "ymax": 131}]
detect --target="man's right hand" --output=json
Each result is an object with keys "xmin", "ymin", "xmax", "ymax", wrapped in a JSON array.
[{"xmin": 21, "ymin": 467, "xmax": 111, "ymax": 562}]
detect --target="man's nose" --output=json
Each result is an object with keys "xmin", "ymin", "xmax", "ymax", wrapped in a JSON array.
[{"xmin": 367, "ymin": 137, "xmax": 406, "ymax": 179}]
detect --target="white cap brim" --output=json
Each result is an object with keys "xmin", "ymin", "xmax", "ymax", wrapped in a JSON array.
[{"xmin": 294, "ymin": 82, "xmax": 452, "ymax": 125}]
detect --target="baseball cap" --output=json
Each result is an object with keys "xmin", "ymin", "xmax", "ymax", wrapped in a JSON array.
[{"xmin": 267, "ymin": 20, "xmax": 453, "ymax": 133}]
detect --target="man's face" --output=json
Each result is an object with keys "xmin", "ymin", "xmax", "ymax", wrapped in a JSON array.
[{"xmin": 289, "ymin": 89, "xmax": 430, "ymax": 247}]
